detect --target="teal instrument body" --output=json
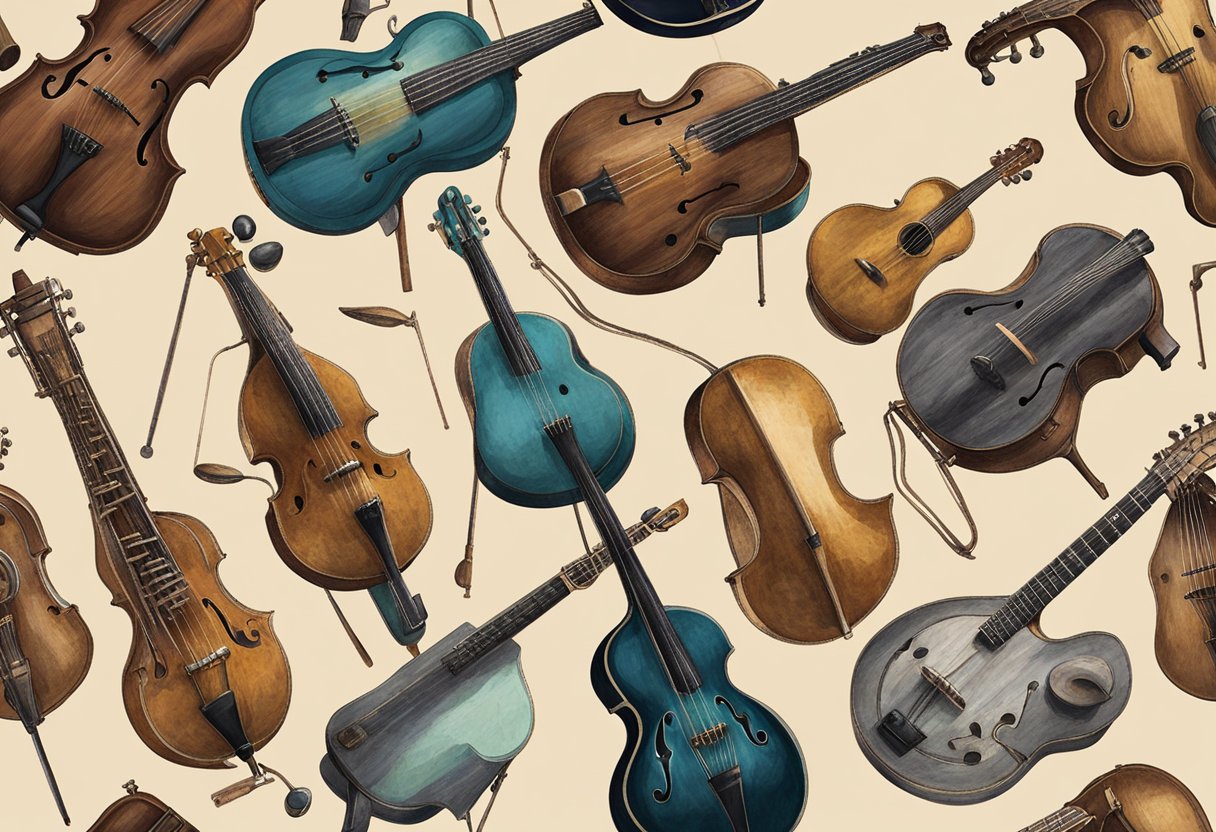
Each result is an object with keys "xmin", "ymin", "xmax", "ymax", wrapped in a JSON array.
[
  {"xmin": 242, "ymin": 12, "xmax": 514, "ymax": 234},
  {"xmin": 591, "ymin": 607, "xmax": 807, "ymax": 831},
  {"xmin": 462, "ymin": 313, "xmax": 636, "ymax": 508}
]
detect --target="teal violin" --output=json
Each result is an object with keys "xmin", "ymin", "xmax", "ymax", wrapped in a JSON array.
[
  {"xmin": 433, "ymin": 186, "xmax": 635, "ymax": 508},
  {"xmin": 320, "ymin": 501, "xmax": 687, "ymax": 831},
  {"xmin": 241, "ymin": 5, "xmax": 601, "ymax": 235}
]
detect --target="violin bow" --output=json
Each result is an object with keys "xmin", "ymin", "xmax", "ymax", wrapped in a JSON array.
[{"xmin": 1193, "ymin": 261, "xmax": 1216, "ymax": 369}]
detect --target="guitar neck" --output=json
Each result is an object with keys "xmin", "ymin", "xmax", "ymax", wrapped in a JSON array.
[
  {"xmin": 1019, "ymin": 806, "xmax": 1093, "ymax": 832},
  {"xmin": 979, "ymin": 470, "xmax": 1167, "ymax": 648},
  {"xmin": 695, "ymin": 28, "xmax": 947, "ymax": 153},
  {"xmin": 462, "ymin": 233, "xmax": 542, "ymax": 376},
  {"xmin": 921, "ymin": 164, "xmax": 1008, "ymax": 235}
]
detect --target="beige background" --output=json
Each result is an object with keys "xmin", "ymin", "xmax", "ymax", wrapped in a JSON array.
[{"xmin": 0, "ymin": 0, "xmax": 1213, "ymax": 829}]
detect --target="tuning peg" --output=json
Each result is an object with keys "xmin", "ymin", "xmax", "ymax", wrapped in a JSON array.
[
  {"xmin": 1208, "ymin": 411, "xmax": 1216, "ymax": 421},
  {"xmin": 1153, "ymin": 450, "xmax": 1164, "ymax": 461},
  {"xmin": 61, "ymin": 289, "xmax": 73, "ymax": 301},
  {"xmin": 1021, "ymin": 170, "xmax": 1033, "ymax": 181},
  {"xmin": 477, "ymin": 217, "xmax": 487, "ymax": 226},
  {"xmin": 249, "ymin": 241, "xmax": 283, "ymax": 272},
  {"xmin": 426, "ymin": 222, "xmax": 437, "ymax": 232},
  {"xmin": 1001, "ymin": 176, "xmax": 1012, "ymax": 186},
  {"xmin": 232, "ymin": 215, "xmax": 257, "ymax": 243},
  {"xmin": 1170, "ymin": 430, "xmax": 1181, "ymax": 441},
  {"xmin": 980, "ymin": 65, "xmax": 996, "ymax": 86},
  {"xmin": 1182, "ymin": 424, "xmax": 1194, "ymax": 436},
  {"xmin": 69, "ymin": 322, "xmax": 85, "ymax": 336},
  {"xmin": 6, "ymin": 347, "xmax": 18, "ymax": 358},
  {"xmin": 463, "ymin": 194, "xmax": 473, "ymax": 205},
  {"xmin": 1009, "ymin": 42, "xmax": 1023, "ymax": 63},
  {"xmin": 63, "ymin": 306, "xmax": 76, "ymax": 319},
  {"xmin": 1029, "ymin": 34, "xmax": 1045, "ymax": 58},
  {"xmin": 1197, "ymin": 413, "xmax": 1207, "ymax": 426},
  {"xmin": 472, "ymin": 204, "xmax": 482, "ymax": 214}
]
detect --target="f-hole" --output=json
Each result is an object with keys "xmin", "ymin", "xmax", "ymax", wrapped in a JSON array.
[
  {"xmin": 898, "ymin": 222, "xmax": 934, "ymax": 256},
  {"xmin": 1109, "ymin": 46, "xmax": 1151, "ymax": 129},
  {"xmin": 652, "ymin": 712, "xmax": 675, "ymax": 802},
  {"xmin": 1018, "ymin": 362, "xmax": 1065, "ymax": 406},
  {"xmin": 964, "ymin": 299, "xmax": 1023, "ymax": 315},
  {"xmin": 364, "ymin": 130, "xmax": 424, "ymax": 181},
  {"xmin": 678, "ymin": 182, "xmax": 739, "ymax": 213},
  {"xmin": 715, "ymin": 695, "xmax": 768, "ymax": 746},
  {"xmin": 202, "ymin": 599, "xmax": 262, "ymax": 648},
  {"xmin": 620, "ymin": 90, "xmax": 704, "ymax": 126},
  {"xmin": 42, "ymin": 49, "xmax": 111, "ymax": 99},
  {"xmin": 137, "ymin": 79, "xmax": 172, "ymax": 166}
]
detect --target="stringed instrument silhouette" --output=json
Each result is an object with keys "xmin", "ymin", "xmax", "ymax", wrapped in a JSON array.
[
  {"xmin": 601, "ymin": 0, "xmax": 764, "ymax": 37},
  {"xmin": 1019, "ymin": 763, "xmax": 1212, "ymax": 832}
]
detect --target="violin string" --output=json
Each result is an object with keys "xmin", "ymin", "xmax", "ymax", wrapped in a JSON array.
[{"xmin": 1188, "ymin": 485, "xmax": 1216, "ymax": 624}]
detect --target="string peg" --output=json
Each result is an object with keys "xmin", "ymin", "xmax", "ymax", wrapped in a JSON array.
[
  {"xmin": 1170, "ymin": 430, "xmax": 1181, "ymax": 441},
  {"xmin": 61, "ymin": 289, "xmax": 73, "ymax": 301},
  {"xmin": 249, "ymin": 241, "xmax": 283, "ymax": 272},
  {"xmin": 1001, "ymin": 176, "xmax": 1012, "ymax": 186},
  {"xmin": 69, "ymin": 322, "xmax": 85, "ymax": 336},
  {"xmin": 1029, "ymin": 34, "xmax": 1045, "ymax": 58},
  {"xmin": 6, "ymin": 346, "xmax": 18, "ymax": 358},
  {"xmin": 1022, "ymin": 169, "xmax": 1033, "ymax": 181},
  {"xmin": 1009, "ymin": 42, "xmax": 1023, "ymax": 63},
  {"xmin": 980, "ymin": 65, "xmax": 996, "ymax": 85},
  {"xmin": 232, "ymin": 215, "xmax": 257, "ymax": 243},
  {"xmin": 63, "ymin": 306, "xmax": 76, "ymax": 319},
  {"xmin": 471, "ymin": 204, "xmax": 482, "ymax": 214},
  {"xmin": 1208, "ymin": 411, "xmax": 1216, "ymax": 421},
  {"xmin": 1153, "ymin": 450, "xmax": 1163, "ymax": 461},
  {"xmin": 1182, "ymin": 423, "xmax": 1194, "ymax": 436},
  {"xmin": 1196, "ymin": 413, "xmax": 1206, "ymax": 426}
]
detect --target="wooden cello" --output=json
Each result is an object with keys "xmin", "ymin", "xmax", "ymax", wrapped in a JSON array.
[
  {"xmin": 86, "ymin": 781, "xmax": 199, "ymax": 832},
  {"xmin": 0, "ymin": 479, "xmax": 93, "ymax": 824},
  {"xmin": 684, "ymin": 356, "xmax": 897, "ymax": 643},
  {"xmin": 1, "ymin": 272, "xmax": 309, "ymax": 816},
  {"xmin": 1020, "ymin": 764, "xmax": 1212, "ymax": 831},
  {"xmin": 967, "ymin": 0, "xmax": 1216, "ymax": 226},
  {"xmin": 0, "ymin": 0, "xmax": 266, "ymax": 254}
]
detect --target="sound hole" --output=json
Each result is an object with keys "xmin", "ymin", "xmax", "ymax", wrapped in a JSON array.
[
  {"xmin": 203, "ymin": 598, "xmax": 262, "ymax": 648},
  {"xmin": 294, "ymin": 495, "xmax": 304, "ymax": 512},
  {"xmin": 898, "ymin": 222, "xmax": 934, "ymax": 256},
  {"xmin": 664, "ymin": 234, "xmax": 678, "ymax": 246},
  {"xmin": 913, "ymin": 647, "xmax": 928, "ymax": 659},
  {"xmin": 1196, "ymin": 25, "xmax": 1206, "ymax": 37},
  {"xmin": 1018, "ymin": 362, "xmax": 1065, "ymax": 406},
  {"xmin": 963, "ymin": 751, "xmax": 982, "ymax": 765},
  {"xmin": 559, "ymin": 385, "xmax": 569, "ymax": 395}
]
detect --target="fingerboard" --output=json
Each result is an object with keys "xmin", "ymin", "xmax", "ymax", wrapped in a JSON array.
[
  {"xmin": 1019, "ymin": 806, "xmax": 1093, "ymax": 832},
  {"xmin": 130, "ymin": 0, "xmax": 210, "ymax": 53}
]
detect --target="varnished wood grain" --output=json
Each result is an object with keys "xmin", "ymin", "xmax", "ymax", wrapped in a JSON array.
[
  {"xmin": 85, "ymin": 788, "xmax": 199, "ymax": 832},
  {"xmin": 1064, "ymin": 764, "xmax": 1212, "ymax": 831}
]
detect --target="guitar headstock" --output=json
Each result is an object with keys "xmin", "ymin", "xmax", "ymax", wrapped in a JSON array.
[
  {"xmin": 0, "ymin": 271, "xmax": 85, "ymax": 392},
  {"xmin": 992, "ymin": 137, "xmax": 1043, "ymax": 185},
  {"xmin": 1153, "ymin": 413, "xmax": 1216, "ymax": 498},
  {"xmin": 966, "ymin": 5, "xmax": 1050, "ymax": 85},
  {"xmin": 429, "ymin": 186, "xmax": 489, "ymax": 257}
]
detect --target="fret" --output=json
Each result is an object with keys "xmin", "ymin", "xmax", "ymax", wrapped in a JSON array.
[{"xmin": 1019, "ymin": 806, "xmax": 1093, "ymax": 832}]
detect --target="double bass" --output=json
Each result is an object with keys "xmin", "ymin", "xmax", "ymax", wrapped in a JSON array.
[
  {"xmin": 539, "ymin": 24, "xmax": 950, "ymax": 294},
  {"xmin": 0, "ymin": 0, "xmax": 266, "ymax": 254},
  {"xmin": 1, "ymin": 272, "xmax": 309, "ymax": 816},
  {"xmin": 684, "ymin": 355, "xmax": 897, "ymax": 643},
  {"xmin": 851, "ymin": 415, "xmax": 1216, "ymax": 804},
  {"xmin": 1020, "ymin": 764, "xmax": 1211, "ymax": 831},
  {"xmin": 967, "ymin": 0, "xmax": 1216, "ymax": 226},
  {"xmin": 0, "ymin": 480, "xmax": 93, "ymax": 824}
]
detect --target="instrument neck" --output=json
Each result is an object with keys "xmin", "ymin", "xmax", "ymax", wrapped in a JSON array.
[
  {"xmin": 130, "ymin": 0, "xmax": 211, "ymax": 53},
  {"xmin": 695, "ymin": 31, "xmax": 944, "ymax": 153},
  {"xmin": 219, "ymin": 265, "xmax": 343, "ymax": 438},
  {"xmin": 402, "ymin": 5, "xmax": 601, "ymax": 114},
  {"xmin": 980, "ymin": 470, "xmax": 1167, "ymax": 648},
  {"xmin": 443, "ymin": 513, "xmax": 664, "ymax": 674},
  {"xmin": 1019, "ymin": 806, "xmax": 1093, "ymax": 832},
  {"xmin": 544, "ymin": 417, "xmax": 703, "ymax": 694},
  {"xmin": 921, "ymin": 164, "xmax": 1008, "ymax": 236},
  {"xmin": 461, "ymin": 233, "xmax": 541, "ymax": 376}
]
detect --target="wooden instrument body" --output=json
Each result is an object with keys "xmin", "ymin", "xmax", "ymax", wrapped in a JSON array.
[
  {"xmin": 684, "ymin": 355, "xmax": 897, "ymax": 644},
  {"xmin": 454, "ymin": 312, "xmax": 636, "ymax": 508},
  {"xmin": 1148, "ymin": 474, "xmax": 1216, "ymax": 700},
  {"xmin": 1060, "ymin": 764, "xmax": 1213, "ymax": 831},
  {"xmin": 242, "ymin": 12, "xmax": 516, "ymax": 235},
  {"xmin": 0, "ymin": 13, "xmax": 19, "ymax": 71},
  {"xmin": 850, "ymin": 596, "xmax": 1131, "ymax": 805},
  {"xmin": 897, "ymin": 223, "xmax": 1173, "ymax": 474},
  {"xmin": 806, "ymin": 178, "xmax": 974, "ymax": 343},
  {"xmin": 237, "ymin": 346, "xmax": 433, "ymax": 590},
  {"xmin": 591, "ymin": 606, "xmax": 807, "ymax": 831},
  {"xmin": 540, "ymin": 63, "xmax": 810, "ymax": 294},
  {"xmin": 321, "ymin": 623, "xmax": 533, "ymax": 824},
  {"xmin": 600, "ymin": 0, "xmax": 765, "ymax": 38},
  {"xmin": 96, "ymin": 509, "xmax": 290, "ymax": 768},
  {"xmin": 86, "ymin": 789, "xmax": 198, "ymax": 832},
  {"xmin": 0, "ymin": 484, "xmax": 92, "ymax": 720},
  {"xmin": 0, "ymin": 0, "xmax": 264, "ymax": 254}
]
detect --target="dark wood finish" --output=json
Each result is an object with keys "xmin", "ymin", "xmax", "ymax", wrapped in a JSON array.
[
  {"xmin": 684, "ymin": 355, "xmax": 897, "ymax": 644},
  {"xmin": 0, "ymin": 13, "xmax": 19, "ymax": 71},
  {"xmin": 1022, "ymin": 764, "xmax": 1212, "ymax": 831},
  {"xmin": 86, "ymin": 786, "xmax": 199, "ymax": 832},
  {"xmin": 0, "ymin": 0, "xmax": 266, "ymax": 254}
]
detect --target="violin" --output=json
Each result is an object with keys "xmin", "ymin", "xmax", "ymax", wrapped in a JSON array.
[
  {"xmin": 0, "ymin": 479, "xmax": 93, "ymax": 825},
  {"xmin": 1020, "ymin": 763, "xmax": 1212, "ymax": 832},
  {"xmin": 601, "ymin": 0, "xmax": 764, "ymax": 38},
  {"xmin": 1148, "ymin": 466, "xmax": 1216, "ymax": 700},
  {"xmin": 0, "ymin": 0, "xmax": 266, "ymax": 254},
  {"xmin": 684, "ymin": 356, "xmax": 897, "ymax": 643},
  {"xmin": 967, "ymin": 0, "xmax": 1216, "ymax": 226},
  {"xmin": 851, "ymin": 415, "xmax": 1216, "ymax": 804},
  {"xmin": 806, "ymin": 138, "xmax": 1043, "ymax": 344},
  {"xmin": 1, "ymin": 271, "xmax": 309, "ymax": 817},
  {"xmin": 241, "ymin": 4, "xmax": 601, "ymax": 236},
  {"xmin": 321, "ymin": 501, "xmax": 688, "ymax": 832},
  {"xmin": 539, "ymin": 24, "xmax": 950, "ymax": 295},
  {"xmin": 86, "ymin": 780, "xmax": 199, "ymax": 832},
  {"xmin": 896, "ymin": 224, "xmax": 1177, "ymax": 495},
  {"xmin": 189, "ymin": 220, "xmax": 433, "ymax": 653}
]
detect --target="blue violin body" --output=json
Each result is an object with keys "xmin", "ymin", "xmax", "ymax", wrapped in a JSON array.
[
  {"xmin": 241, "ymin": 12, "xmax": 515, "ymax": 234},
  {"xmin": 591, "ymin": 607, "xmax": 807, "ymax": 831},
  {"xmin": 602, "ymin": 0, "xmax": 765, "ymax": 38},
  {"xmin": 457, "ymin": 312, "xmax": 636, "ymax": 509}
]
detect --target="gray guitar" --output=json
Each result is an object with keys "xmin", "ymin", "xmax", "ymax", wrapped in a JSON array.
[{"xmin": 851, "ymin": 413, "xmax": 1216, "ymax": 804}]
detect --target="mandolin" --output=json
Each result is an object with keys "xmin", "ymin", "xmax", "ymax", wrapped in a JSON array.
[
  {"xmin": 851, "ymin": 414, "xmax": 1216, "ymax": 804},
  {"xmin": 0, "ymin": 480, "xmax": 93, "ymax": 825},
  {"xmin": 968, "ymin": 0, "xmax": 1216, "ymax": 226},
  {"xmin": 684, "ymin": 355, "xmax": 897, "ymax": 643},
  {"xmin": 242, "ymin": 4, "xmax": 602, "ymax": 236},
  {"xmin": 540, "ymin": 23, "xmax": 950, "ymax": 295},
  {"xmin": 896, "ymin": 224, "xmax": 1176, "ymax": 495},
  {"xmin": 0, "ymin": 0, "xmax": 266, "ymax": 254},
  {"xmin": 86, "ymin": 781, "xmax": 199, "ymax": 832},
  {"xmin": 1, "ymin": 272, "xmax": 309, "ymax": 816},
  {"xmin": 189, "ymin": 221, "xmax": 433, "ymax": 653},
  {"xmin": 321, "ymin": 501, "xmax": 687, "ymax": 832},
  {"xmin": 1020, "ymin": 763, "xmax": 1212, "ymax": 831},
  {"xmin": 807, "ymin": 138, "xmax": 1043, "ymax": 344},
  {"xmin": 601, "ymin": 0, "xmax": 764, "ymax": 38},
  {"xmin": 1148, "ymin": 465, "xmax": 1216, "ymax": 700}
]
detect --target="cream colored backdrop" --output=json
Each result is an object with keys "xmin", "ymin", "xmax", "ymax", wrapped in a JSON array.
[{"xmin": 0, "ymin": 1, "xmax": 1212, "ymax": 829}]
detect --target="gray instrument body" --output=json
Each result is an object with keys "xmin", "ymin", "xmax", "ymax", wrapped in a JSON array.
[{"xmin": 850, "ymin": 596, "xmax": 1131, "ymax": 805}]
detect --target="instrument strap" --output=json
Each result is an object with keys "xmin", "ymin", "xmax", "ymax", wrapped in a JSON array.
[
  {"xmin": 1192, "ymin": 260, "xmax": 1215, "ymax": 370},
  {"xmin": 883, "ymin": 401, "xmax": 978, "ymax": 559}
]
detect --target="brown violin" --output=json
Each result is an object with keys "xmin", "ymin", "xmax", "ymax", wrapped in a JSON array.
[
  {"xmin": 967, "ymin": 0, "xmax": 1216, "ymax": 226},
  {"xmin": 0, "ymin": 0, "xmax": 266, "ymax": 254},
  {"xmin": 1020, "ymin": 763, "xmax": 1211, "ymax": 832},
  {"xmin": 0, "ymin": 477, "xmax": 93, "ymax": 825},
  {"xmin": 1149, "ymin": 463, "xmax": 1216, "ymax": 700},
  {"xmin": 684, "ymin": 355, "xmax": 897, "ymax": 643},
  {"xmin": 1, "ymin": 271, "xmax": 309, "ymax": 817},
  {"xmin": 86, "ymin": 781, "xmax": 199, "ymax": 832}
]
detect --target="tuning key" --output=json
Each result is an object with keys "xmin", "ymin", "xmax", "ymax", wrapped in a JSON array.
[
  {"xmin": 1182, "ymin": 424, "xmax": 1194, "ymax": 436},
  {"xmin": 232, "ymin": 215, "xmax": 257, "ymax": 243},
  {"xmin": 1208, "ymin": 411, "xmax": 1216, "ymax": 421},
  {"xmin": 69, "ymin": 322, "xmax": 85, "ymax": 336},
  {"xmin": 1170, "ymin": 430, "xmax": 1182, "ymax": 441},
  {"xmin": 1009, "ymin": 43, "xmax": 1022, "ymax": 63},
  {"xmin": 1153, "ymin": 451, "xmax": 1164, "ymax": 461},
  {"xmin": 1197, "ymin": 413, "xmax": 1207, "ymax": 426},
  {"xmin": 980, "ymin": 65, "xmax": 996, "ymax": 86},
  {"xmin": 1022, "ymin": 170, "xmax": 1033, "ymax": 181},
  {"xmin": 1029, "ymin": 34, "xmax": 1045, "ymax": 58}
]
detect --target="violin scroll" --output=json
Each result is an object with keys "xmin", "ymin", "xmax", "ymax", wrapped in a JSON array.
[
  {"xmin": 967, "ymin": 6, "xmax": 1056, "ymax": 84},
  {"xmin": 0, "ymin": 425, "xmax": 10, "ymax": 470}
]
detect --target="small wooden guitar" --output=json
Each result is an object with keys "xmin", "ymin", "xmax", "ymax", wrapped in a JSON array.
[
  {"xmin": 807, "ymin": 138, "xmax": 1042, "ymax": 344},
  {"xmin": 1020, "ymin": 764, "xmax": 1211, "ymax": 831}
]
